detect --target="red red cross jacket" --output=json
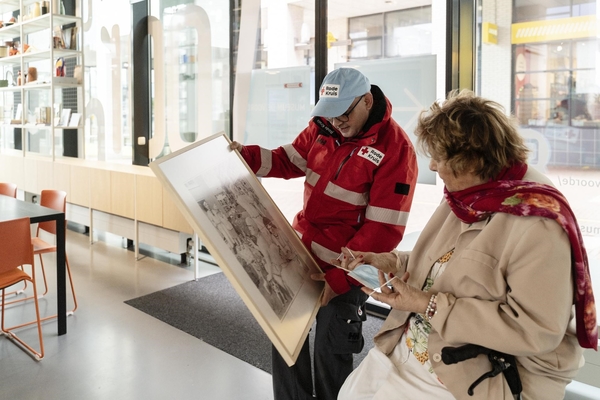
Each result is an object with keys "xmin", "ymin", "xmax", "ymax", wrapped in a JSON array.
[{"xmin": 239, "ymin": 85, "xmax": 418, "ymax": 294}]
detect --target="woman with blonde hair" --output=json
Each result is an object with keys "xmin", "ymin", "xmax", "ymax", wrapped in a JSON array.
[{"xmin": 336, "ymin": 90, "xmax": 596, "ymax": 400}]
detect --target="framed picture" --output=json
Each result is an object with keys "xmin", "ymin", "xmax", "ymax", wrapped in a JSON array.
[
  {"xmin": 53, "ymin": 103, "xmax": 62, "ymax": 119},
  {"xmin": 69, "ymin": 27, "xmax": 78, "ymax": 50},
  {"xmin": 150, "ymin": 132, "xmax": 323, "ymax": 366},
  {"xmin": 53, "ymin": 36, "xmax": 65, "ymax": 49},
  {"xmin": 59, "ymin": 108, "xmax": 71, "ymax": 126},
  {"xmin": 15, "ymin": 103, "xmax": 22, "ymax": 120},
  {"xmin": 68, "ymin": 113, "xmax": 81, "ymax": 127}
]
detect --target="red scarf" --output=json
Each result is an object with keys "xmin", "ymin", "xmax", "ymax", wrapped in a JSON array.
[{"xmin": 444, "ymin": 163, "xmax": 597, "ymax": 350}]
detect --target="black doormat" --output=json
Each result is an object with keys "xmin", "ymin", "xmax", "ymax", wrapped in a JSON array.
[{"xmin": 125, "ymin": 272, "xmax": 384, "ymax": 374}]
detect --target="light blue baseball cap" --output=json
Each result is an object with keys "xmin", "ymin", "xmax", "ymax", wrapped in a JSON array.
[{"xmin": 311, "ymin": 68, "xmax": 371, "ymax": 118}]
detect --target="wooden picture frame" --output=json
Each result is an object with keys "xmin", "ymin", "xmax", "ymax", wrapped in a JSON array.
[
  {"xmin": 69, "ymin": 27, "xmax": 78, "ymax": 50},
  {"xmin": 53, "ymin": 35, "xmax": 65, "ymax": 49},
  {"xmin": 149, "ymin": 132, "xmax": 323, "ymax": 366}
]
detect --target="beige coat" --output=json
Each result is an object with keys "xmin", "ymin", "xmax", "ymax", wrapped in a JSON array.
[{"xmin": 374, "ymin": 167, "xmax": 584, "ymax": 400}]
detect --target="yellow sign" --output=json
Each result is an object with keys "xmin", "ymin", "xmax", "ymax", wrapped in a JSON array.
[
  {"xmin": 327, "ymin": 32, "xmax": 336, "ymax": 49},
  {"xmin": 511, "ymin": 15, "xmax": 598, "ymax": 44},
  {"xmin": 482, "ymin": 22, "xmax": 498, "ymax": 44}
]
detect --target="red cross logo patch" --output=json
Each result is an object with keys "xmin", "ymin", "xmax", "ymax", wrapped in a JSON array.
[
  {"xmin": 320, "ymin": 84, "xmax": 340, "ymax": 98},
  {"xmin": 357, "ymin": 146, "xmax": 384, "ymax": 166}
]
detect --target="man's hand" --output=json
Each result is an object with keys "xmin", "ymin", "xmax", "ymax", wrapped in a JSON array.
[
  {"xmin": 229, "ymin": 141, "xmax": 243, "ymax": 151},
  {"xmin": 311, "ymin": 273, "xmax": 338, "ymax": 306}
]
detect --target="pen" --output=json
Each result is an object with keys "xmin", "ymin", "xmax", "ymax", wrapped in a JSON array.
[
  {"xmin": 347, "ymin": 249, "xmax": 356, "ymax": 260},
  {"xmin": 367, "ymin": 275, "xmax": 398, "ymax": 296},
  {"xmin": 336, "ymin": 249, "xmax": 356, "ymax": 261}
]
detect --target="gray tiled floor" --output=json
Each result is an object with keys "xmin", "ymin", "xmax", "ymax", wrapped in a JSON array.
[{"xmin": 0, "ymin": 229, "xmax": 274, "ymax": 400}]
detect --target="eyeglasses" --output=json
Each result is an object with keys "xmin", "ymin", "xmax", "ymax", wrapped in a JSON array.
[{"xmin": 327, "ymin": 95, "xmax": 365, "ymax": 123}]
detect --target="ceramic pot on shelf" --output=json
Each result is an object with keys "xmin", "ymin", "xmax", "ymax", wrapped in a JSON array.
[
  {"xmin": 32, "ymin": 2, "xmax": 41, "ymax": 17},
  {"xmin": 73, "ymin": 65, "xmax": 82, "ymax": 83},
  {"xmin": 27, "ymin": 67, "xmax": 37, "ymax": 83}
]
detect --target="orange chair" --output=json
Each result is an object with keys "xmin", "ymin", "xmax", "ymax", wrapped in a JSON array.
[
  {"xmin": 0, "ymin": 182, "xmax": 17, "ymax": 197},
  {"xmin": 31, "ymin": 190, "xmax": 78, "ymax": 315},
  {"xmin": 0, "ymin": 217, "xmax": 44, "ymax": 360},
  {"xmin": 0, "ymin": 183, "xmax": 26, "ymax": 297}
]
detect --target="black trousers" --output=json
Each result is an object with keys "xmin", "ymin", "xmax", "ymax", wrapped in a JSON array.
[{"xmin": 272, "ymin": 286, "xmax": 368, "ymax": 400}]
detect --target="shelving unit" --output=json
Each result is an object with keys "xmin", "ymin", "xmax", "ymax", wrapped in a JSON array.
[{"xmin": 0, "ymin": 0, "xmax": 83, "ymax": 160}]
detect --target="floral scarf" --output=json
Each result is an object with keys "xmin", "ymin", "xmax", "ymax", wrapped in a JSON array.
[{"xmin": 444, "ymin": 163, "xmax": 597, "ymax": 350}]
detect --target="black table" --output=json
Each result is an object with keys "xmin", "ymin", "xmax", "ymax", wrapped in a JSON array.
[{"xmin": 0, "ymin": 195, "xmax": 67, "ymax": 335}]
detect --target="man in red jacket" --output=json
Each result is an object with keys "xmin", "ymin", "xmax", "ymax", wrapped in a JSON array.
[{"xmin": 230, "ymin": 68, "xmax": 418, "ymax": 400}]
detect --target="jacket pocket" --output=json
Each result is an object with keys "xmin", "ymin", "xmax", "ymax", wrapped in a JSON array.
[
  {"xmin": 328, "ymin": 302, "xmax": 366, "ymax": 354},
  {"xmin": 457, "ymin": 249, "xmax": 504, "ymax": 298},
  {"xmin": 460, "ymin": 249, "xmax": 498, "ymax": 270}
]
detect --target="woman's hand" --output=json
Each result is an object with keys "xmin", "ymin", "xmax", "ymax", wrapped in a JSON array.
[
  {"xmin": 331, "ymin": 247, "xmax": 398, "ymax": 275},
  {"xmin": 229, "ymin": 141, "xmax": 243, "ymax": 151},
  {"xmin": 366, "ymin": 271, "xmax": 431, "ymax": 314}
]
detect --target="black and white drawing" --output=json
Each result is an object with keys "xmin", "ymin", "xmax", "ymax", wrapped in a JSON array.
[
  {"xmin": 149, "ymin": 133, "xmax": 322, "ymax": 366},
  {"xmin": 192, "ymin": 178, "xmax": 308, "ymax": 318}
]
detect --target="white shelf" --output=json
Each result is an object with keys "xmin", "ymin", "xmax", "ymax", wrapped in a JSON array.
[
  {"xmin": 0, "ymin": 54, "xmax": 23, "ymax": 66},
  {"xmin": 0, "ymin": 14, "xmax": 81, "ymax": 39},
  {"xmin": 0, "ymin": 85, "xmax": 22, "ymax": 92},
  {"xmin": 53, "ymin": 125, "xmax": 82, "ymax": 130},
  {"xmin": 21, "ymin": 14, "xmax": 81, "ymax": 36},
  {"xmin": 0, "ymin": 0, "xmax": 84, "ymax": 160},
  {"xmin": 0, "ymin": 23, "xmax": 20, "ymax": 40},
  {"xmin": 22, "ymin": 49, "xmax": 82, "ymax": 63},
  {"xmin": 21, "ymin": 82, "xmax": 79, "ymax": 90}
]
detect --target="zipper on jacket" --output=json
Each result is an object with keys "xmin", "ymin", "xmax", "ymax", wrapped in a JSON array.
[{"xmin": 334, "ymin": 147, "xmax": 358, "ymax": 180}]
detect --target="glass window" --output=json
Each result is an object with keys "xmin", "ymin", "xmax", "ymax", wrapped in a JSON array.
[
  {"xmin": 384, "ymin": 6, "xmax": 432, "ymax": 58},
  {"xmin": 236, "ymin": 0, "xmax": 315, "ymax": 151},
  {"xmin": 336, "ymin": 2, "xmax": 442, "ymax": 216},
  {"xmin": 513, "ymin": 39, "xmax": 600, "ymax": 138},
  {"xmin": 147, "ymin": 0, "xmax": 230, "ymax": 161},
  {"xmin": 514, "ymin": 0, "xmax": 595, "ymax": 22},
  {"xmin": 513, "ymin": 1, "xmax": 570, "ymax": 22},
  {"xmin": 349, "ymin": 14, "xmax": 383, "ymax": 60},
  {"xmin": 347, "ymin": 7, "xmax": 433, "ymax": 61},
  {"xmin": 516, "ymin": 42, "xmax": 571, "ymax": 73},
  {"xmin": 572, "ymin": 0, "xmax": 596, "ymax": 16},
  {"xmin": 82, "ymin": 0, "xmax": 132, "ymax": 162}
]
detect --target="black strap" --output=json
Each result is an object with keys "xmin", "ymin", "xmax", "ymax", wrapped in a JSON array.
[
  {"xmin": 312, "ymin": 117, "xmax": 339, "ymax": 138},
  {"xmin": 442, "ymin": 344, "xmax": 522, "ymax": 398}
]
